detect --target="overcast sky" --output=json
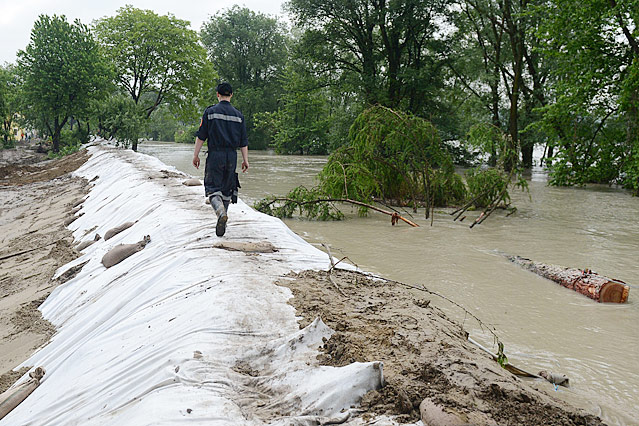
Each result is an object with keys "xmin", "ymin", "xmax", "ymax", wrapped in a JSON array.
[{"xmin": 0, "ymin": 0, "xmax": 287, "ymax": 64}]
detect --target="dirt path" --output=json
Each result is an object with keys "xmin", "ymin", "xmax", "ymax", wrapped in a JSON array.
[
  {"xmin": 0, "ymin": 147, "xmax": 88, "ymax": 393},
  {"xmin": 278, "ymin": 269, "xmax": 605, "ymax": 425}
]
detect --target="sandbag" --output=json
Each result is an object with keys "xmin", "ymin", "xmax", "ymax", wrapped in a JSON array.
[
  {"xmin": 104, "ymin": 221, "xmax": 135, "ymax": 240},
  {"xmin": 182, "ymin": 178, "xmax": 202, "ymax": 186},
  {"xmin": 539, "ymin": 370, "xmax": 570, "ymax": 387},
  {"xmin": 102, "ymin": 235, "xmax": 151, "ymax": 268},
  {"xmin": 0, "ymin": 367, "xmax": 45, "ymax": 420},
  {"xmin": 213, "ymin": 241, "xmax": 277, "ymax": 253},
  {"xmin": 63, "ymin": 212, "xmax": 84, "ymax": 226},
  {"xmin": 76, "ymin": 234, "xmax": 101, "ymax": 251},
  {"xmin": 419, "ymin": 398, "xmax": 467, "ymax": 425}
]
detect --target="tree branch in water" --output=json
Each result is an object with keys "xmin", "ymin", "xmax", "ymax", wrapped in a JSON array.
[{"xmin": 258, "ymin": 197, "xmax": 420, "ymax": 227}]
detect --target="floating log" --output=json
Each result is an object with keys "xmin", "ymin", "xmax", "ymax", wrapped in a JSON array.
[{"xmin": 508, "ymin": 255, "xmax": 629, "ymax": 303}]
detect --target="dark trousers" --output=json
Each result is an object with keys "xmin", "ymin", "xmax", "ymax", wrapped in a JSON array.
[{"xmin": 204, "ymin": 150, "xmax": 237, "ymax": 201}]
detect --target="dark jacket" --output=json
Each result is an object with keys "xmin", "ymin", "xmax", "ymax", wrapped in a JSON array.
[{"xmin": 196, "ymin": 101, "xmax": 248, "ymax": 151}]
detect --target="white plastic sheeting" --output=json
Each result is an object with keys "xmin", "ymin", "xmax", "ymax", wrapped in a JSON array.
[{"xmin": 2, "ymin": 146, "xmax": 389, "ymax": 425}]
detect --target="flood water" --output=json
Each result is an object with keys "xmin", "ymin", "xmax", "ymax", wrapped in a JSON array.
[{"xmin": 139, "ymin": 141, "xmax": 639, "ymax": 425}]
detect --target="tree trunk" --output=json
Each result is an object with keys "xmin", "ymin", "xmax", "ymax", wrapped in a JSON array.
[
  {"xmin": 508, "ymin": 255, "xmax": 629, "ymax": 303},
  {"xmin": 521, "ymin": 142, "xmax": 533, "ymax": 168},
  {"xmin": 53, "ymin": 117, "xmax": 61, "ymax": 153},
  {"xmin": 502, "ymin": 0, "xmax": 525, "ymax": 172},
  {"xmin": 545, "ymin": 144, "xmax": 554, "ymax": 166}
]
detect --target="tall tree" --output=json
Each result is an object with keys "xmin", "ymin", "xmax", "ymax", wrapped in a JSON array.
[
  {"xmin": 0, "ymin": 64, "xmax": 21, "ymax": 146},
  {"xmin": 18, "ymin": 15, "xmax": 110, "ymax": 152},
  {"xmin": 200, "ymin": 6, "xmax": 289, "ymax": 149},
  {"xmin": 257, "ymin": 62, "xmax": 333, "ymax": 155},
  {"xmin": 287, "ymin": 0, "xmax": 450, "ymax": 116},
  {"xmin": 95, "ymin": 6, "xmax": 211, "ymax": 150},
  {"xmin": 451, "ymin": 0, "xmax": 551, "ymax": 169},
  {"xmin": 535, "ymin": 0, "xmax": 639, "ymax": 191}
]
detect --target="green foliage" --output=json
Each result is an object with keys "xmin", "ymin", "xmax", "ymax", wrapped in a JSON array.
[
  {"xmin": 534, "ymin": 99, "xmax": 627, "ymax": 187},
  {"xmin": 18, "ymin": 15, "xmax": 110, "ymax": 152},
  {"xmin": 466, "ymin": 124, "xmax": 503, "ymax": 161},
  {"xmin": 288, "ymin": 0, "xmax": 450, "ymax": 115},
  {"xmin": 450, "ymin": 0, "xmax": 549, "ymax": 168},
  {"xmin": 255, "ymin": 186, "xmax": 344, "ymax": 220},
  {"xmin": 47, "ymin": 129, "xmax": 81, "ymax": 158},
  {"xmin": 143, "ymin": 106, "xmax": 181, "ymax": 142},
  {"xmin": 256, "ymin": 64, "xmax": 332, "ymax": 154},
  {"xmin": 0, "ymin": 64, "xmax": 21, "ymax": 146},
  {"xmin": 2, "ymin": 140, "xmax": 16, "ymax": 149},
  {"xmin": 201, "ymin": 6, "xmax": 288, "ymax": 149},
  {"xmin": 496, "ymin": 341, "xmax": 509, "ymax": 367},
  {"xmin": 620, "ymin": 59, "xmax": 639, "ymax": 194},
  {"xmin": 257, "ymin": 106, "xmax": 470, "ymax": 220},
  {"xmin": 98, "ymin": 94, "xmax": 145, "ymax": 148},
  {"xmin": 623, "ymin": 147, "xmax": 639, "ymax": 195},
  {"xmin": 462, "ymin": 123, "xmax": 529, "ymax": 212},
  {"xmin": 465, "ymin": 168, "xmax": 510, "ymax": 208},
  {"xmin": 174, "ymin": 125, "xmax": 198, "ymax": 143},
  {"xmin": 533, "ymin": 0, "xmax": 639, "ymax": 190},
  {"xmin": 95, "ymin": 6, "xmax": 211, "ymax": 150},
  {"xmin": 466, "ymin": 123, "xmax": 519, "ymax": 171},
  {"xmin": 320, "ymin": 106, "xmax": 465, "ymax": 209},
  {"xmin": 432, "ymin": 169, "xmax": 467, "ymax": 207}
]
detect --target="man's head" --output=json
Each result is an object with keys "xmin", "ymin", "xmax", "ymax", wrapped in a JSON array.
[{"xmin": 216, "ymin": 82, "xmax": 233, "ymax": 101}]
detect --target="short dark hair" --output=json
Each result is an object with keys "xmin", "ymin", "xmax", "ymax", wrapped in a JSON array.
[{"xmin": 216, "ymin": 82, "xmax": 233, "ymax": 96}]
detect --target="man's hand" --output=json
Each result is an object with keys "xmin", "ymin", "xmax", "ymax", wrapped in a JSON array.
[
  {"xmin": 193, "ymin": 137, "xmax": 205, "ymax": 169},
  {"xmin": 240, "ymin": 146, "xmax": 249, "ymax": 173}
]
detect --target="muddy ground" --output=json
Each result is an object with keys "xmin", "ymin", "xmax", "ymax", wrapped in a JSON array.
[
  {"xmin": 278, "ymin": 269, "xmax": 605, "ymax": 425},
  {"xmin": 0, "ymin": 144, "xmax": 88, "ymax": 394}
]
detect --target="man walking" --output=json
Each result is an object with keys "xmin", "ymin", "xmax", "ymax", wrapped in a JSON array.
[{"xmin": 193, "ymin": 82, "xmax": 249, "ymax": 236}]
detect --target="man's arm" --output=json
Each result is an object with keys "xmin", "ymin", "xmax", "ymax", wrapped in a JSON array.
[
  {"xmin": 240, "ymin": 146, "xmax": 249, "ymax": 172},
  {"xmin": 193, "ymin": 137, "xmax": 205, "ymax": 169}
]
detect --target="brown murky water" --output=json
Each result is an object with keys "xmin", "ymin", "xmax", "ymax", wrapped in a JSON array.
[{"xmin": 140, "ymin": 141, "xmax": 639, "ymax": 425}]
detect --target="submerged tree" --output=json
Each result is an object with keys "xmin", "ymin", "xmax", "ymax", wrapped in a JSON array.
[
  {"xmin": 453, "ymin": 123, "xmax": 527, "ymax": 227},
  {"xmin": 256, "ymin": 106, "xmax": 467, "ymax": 223},
  {"xmin": 18, "ymin": 15, "xmax": 110, "ymax": 152},
  {"xmin": 320, "ymin": 106, "xmax": 466, "ymax": 213},
  {"xmin": 257, "ymin": 108, "xmax": 526, "ymax": 227}
]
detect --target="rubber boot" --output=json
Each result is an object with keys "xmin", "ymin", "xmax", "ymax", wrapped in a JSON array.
[{"xmin": 210, "ymin": 195, "xmax": 228, "ymax": 237}]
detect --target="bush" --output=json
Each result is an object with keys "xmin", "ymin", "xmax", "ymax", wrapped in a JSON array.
[
  {"xmin": 2, "ymin": 139, "xmax": 16, "ymax": 149},
  {"xmin": 174, "ymin": 125, "xmax": 198, "ymax": 143},
  {"xmin": 465, "ymin": 168, "xmax": 510, "ymax": 208},
  {"xmin": 318, "ymin": 105, "xmax": 467, "ymax": 209},
  {"xmin": 48, "ymin": 128, "xmax": 85, "ymax": 157},
  {"xmin": 256, "ymin": 106, "xmax": 470, "ymax": 220}
]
